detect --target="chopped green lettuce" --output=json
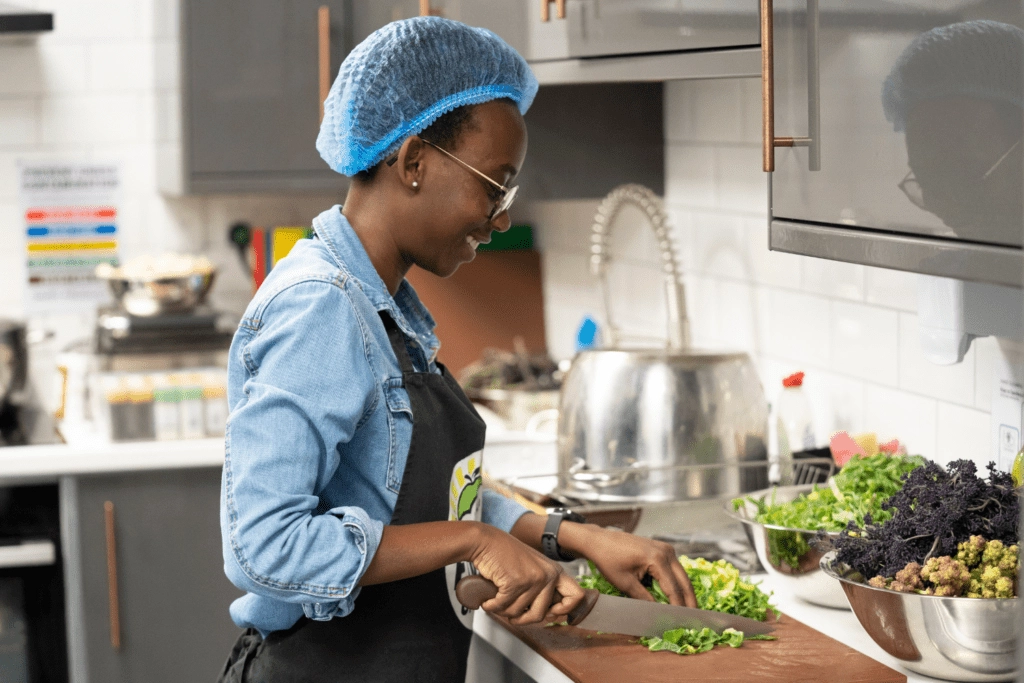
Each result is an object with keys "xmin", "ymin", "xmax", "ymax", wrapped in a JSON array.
[{"xmin": 577, "ymin": 556, "xmax": 775, "ymax": 656}]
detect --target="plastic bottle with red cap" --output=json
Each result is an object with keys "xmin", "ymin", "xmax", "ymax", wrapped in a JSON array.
[{"xmin": 774, "ymin": 371, "xmax": 816, "ymax": 486}]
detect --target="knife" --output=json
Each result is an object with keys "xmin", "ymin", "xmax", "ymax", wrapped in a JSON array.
[{"xmin": 455, "ymin": 576, "xmax": 775, "ymax": 638}]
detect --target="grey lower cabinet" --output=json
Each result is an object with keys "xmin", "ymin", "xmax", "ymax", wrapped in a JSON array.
[{"xmin": 70, "ymin": 468, "xmax": 242, "ymax": 683}]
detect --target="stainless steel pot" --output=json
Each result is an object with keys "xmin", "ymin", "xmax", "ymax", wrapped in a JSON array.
[{"xmin": 557, "ymin": 185, "xmax": 768, "ymax": 503}]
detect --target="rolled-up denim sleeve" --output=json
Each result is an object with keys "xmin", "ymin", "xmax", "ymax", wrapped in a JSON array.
[
  {"xmin": 221, "ymin": 279, "xmax": 381, "ymax": 619},
  {"xmin": 481, "ymin": 488, "xmax": 530, "ymax": 533}
]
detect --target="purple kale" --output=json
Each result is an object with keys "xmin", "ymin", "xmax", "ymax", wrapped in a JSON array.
[{"xmin": 834, "ymin": 460, "xmax": 1020, "ymax": 579}]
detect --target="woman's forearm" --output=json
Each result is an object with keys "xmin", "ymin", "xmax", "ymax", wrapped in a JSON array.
[
  {"xmin": 359, "ymin": 520, "xmax": 485, "ymax": 586},
  {"xmin": 510, "ymin": 512, "xmax": 601, "ymax": 558}
]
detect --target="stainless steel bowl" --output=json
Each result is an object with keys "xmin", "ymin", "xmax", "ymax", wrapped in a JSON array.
[
  {"xmin": 727, "ymin": 485, "xmax": 849, "ymax": 609},
  {"xmin": 822, "ymin": 552, "xmax": 1020, "ymax": 682},
  {"xmin": 104, "ymin": 271, "xmax": 216, "ymax": 317}
]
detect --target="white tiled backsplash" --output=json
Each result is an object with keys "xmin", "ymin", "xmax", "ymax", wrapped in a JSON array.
[
  {"xmin": 530, "ymin": 78, "xmax": 1013, "ymax": 469},
  {"xmin": 0, "ymin": 0, "xmax": 338, "ymax": 331},
  {"xmin": 0, "ymin": 13, "xmax": 1016, "ymax": 467}
]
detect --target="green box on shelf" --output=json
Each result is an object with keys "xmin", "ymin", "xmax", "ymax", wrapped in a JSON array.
[{"xmin": 477, "ymin": 224, "xmax": 533, "ymax": 252}]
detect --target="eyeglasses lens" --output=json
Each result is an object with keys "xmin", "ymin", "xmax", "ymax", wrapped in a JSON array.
[{"xmin": 490, "ymin": 185, "xmax": 518, "ymax": 219}]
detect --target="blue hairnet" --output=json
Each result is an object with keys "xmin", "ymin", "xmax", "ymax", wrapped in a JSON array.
[
  {"xmin": 882, "ymin": 20, "xmax": 1024, "ymax": 132},
  {"xmin": 317, "ymin": 16, "xmax": 539, "ymax": 176}
]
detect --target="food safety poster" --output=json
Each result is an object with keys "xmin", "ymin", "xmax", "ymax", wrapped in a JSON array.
[{"xmin": 19, "ymin": 162, "xmax": 120, "ymax": 313}]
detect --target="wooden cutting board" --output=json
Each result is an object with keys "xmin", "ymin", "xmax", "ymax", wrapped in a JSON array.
[{"xmin": 497, "ymin": 611, "xmax": 906, "ymax": 683}]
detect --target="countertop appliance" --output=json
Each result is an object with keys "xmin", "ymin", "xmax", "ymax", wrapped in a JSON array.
[
  {"xmin": 557, "ymin": 185, "xmax": 769, "ymax": 503},
  {"xmin": 763, "ymin": 0, "xmax": 1024, "ymax": 287},
  {"xmin": 0, "ymin": 485, "xmax": 67, "ymax": 683},
  {"xmin": 55, "ymin": 302, "xmax": 232, "ymax": 446},
  {"xmin": 0, "ymin": 321, "xmax": 40, "ymax": 448}
]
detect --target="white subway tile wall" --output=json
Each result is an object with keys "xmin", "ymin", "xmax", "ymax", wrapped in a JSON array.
[
  {"xmin": 0, "ymin": 20, "xmax": 1011, "ymax": 468},
  {"xmin": 0, "ymin": 0, "xmax": 338, "ymax": 322},
  {"xmin": 536, "ymin": 78, "xmax": 1006, "ymax": 468}
]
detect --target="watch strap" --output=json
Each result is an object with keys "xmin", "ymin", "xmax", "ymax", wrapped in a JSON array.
[
  {"xmin": 541, "ymin": 511, "xmax": 564, "ymax": 561},
  {"xmin": 541, "ymin": 509, "xmax": 584, "ymax": 562}
]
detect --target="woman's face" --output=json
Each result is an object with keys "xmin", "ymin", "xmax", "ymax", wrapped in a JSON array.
[{"xmin": 402, "ymin": 100, "xmax": 527, "ymax": 278}]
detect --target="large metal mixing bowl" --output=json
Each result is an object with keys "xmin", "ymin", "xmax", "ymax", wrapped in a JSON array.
[
  {"xmin": 558, "ymin": 349, "xmax": 769, "ymax": 502},
  {"xmin": 822, "ymin": 552, "xmax": 1020, "ymax": 682},
  {"xmin": 103, "ymin": 271, "xmax": 216, "ymax": 317},
  {"xmin": 728, "ymin": 485, "xmax": 848, "ymax": 609}
]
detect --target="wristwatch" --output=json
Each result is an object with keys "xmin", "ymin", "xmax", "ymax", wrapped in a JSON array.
[{"xmin": 541, "ymin": 509, "xmax": 586, "ymax": 562}]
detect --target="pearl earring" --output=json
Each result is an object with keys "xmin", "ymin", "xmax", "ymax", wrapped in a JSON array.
[{"xmin": 412, "ymin": 181, "xmax": 419, "ymax": 188}]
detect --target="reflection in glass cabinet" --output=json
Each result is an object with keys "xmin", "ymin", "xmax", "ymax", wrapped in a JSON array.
[{"xmin": 768, "ymin": 1, "xmax": 1023, "ymax": 286}]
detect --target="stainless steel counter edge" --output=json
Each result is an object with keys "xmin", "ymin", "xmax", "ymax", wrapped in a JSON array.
[
  {"xmin": 770, "ymin": 219, "xmax": 1024, "ymax": 287},
  {"xmin": 0, "ymin": 439, "xmax": 225, "ymax": 484}
]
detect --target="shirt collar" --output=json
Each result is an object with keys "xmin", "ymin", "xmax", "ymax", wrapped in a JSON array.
[{"xmin": 312, "ymin": 206, "xmax": 439, "ymax": 361}]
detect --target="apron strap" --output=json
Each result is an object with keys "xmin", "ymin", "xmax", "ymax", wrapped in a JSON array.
[{"xmin": 379, "ymin": 312, "xmax": 416, "ymax": 375}]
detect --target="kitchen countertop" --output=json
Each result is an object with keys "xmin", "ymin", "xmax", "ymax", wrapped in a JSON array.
[
  {"xmin": 0, "ymin": 438, "xmax": 225, "ymax": 483},
  {"xmin": 471, "ymin": 573, "xmax": 948, "ymax": 683}
]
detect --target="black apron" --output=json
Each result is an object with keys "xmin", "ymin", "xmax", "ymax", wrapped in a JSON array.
[{"xmin": 218, "ymin": 312, "xmax": 486, "ymax": 683}]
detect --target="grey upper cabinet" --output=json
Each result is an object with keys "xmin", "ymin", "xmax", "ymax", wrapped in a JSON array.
[
  {"xmin": 169, "ymin": 0, "xmax": 351, "ymax": 194},
  {"xmin": 353, "ymin": 1, "xmax": 760, "ymax": 65},
  {"xmin": 72, "ymin": 468, "xmax": 242, "ymax": 683},
  {"xmin": 767, "ymin": 0, "xmax": 1024, "ymax": 287}
]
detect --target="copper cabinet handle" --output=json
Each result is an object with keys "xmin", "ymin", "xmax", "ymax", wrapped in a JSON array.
[
  {"xmin": 54, "ymin": 365, "xmax": 68, "ymax": 420},
  {"xmin": 104, "ymin": 501, "xmax": 121, "ymax": 650},
  {"xmin": 318, "ymin": 6, "xmax": 331, "ymax": 125},
  {"xmin": 761, "ymin": 0, "xmax": 819, "ymax": 172},
  {"xmin": 541, "ymin": 0, "xmax": 566, "ymax": 22}
]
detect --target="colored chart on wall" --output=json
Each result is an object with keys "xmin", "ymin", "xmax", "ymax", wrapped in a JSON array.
[{"xmin": 19, "ymin": 163, "xmax": 120, "ymax": 313}]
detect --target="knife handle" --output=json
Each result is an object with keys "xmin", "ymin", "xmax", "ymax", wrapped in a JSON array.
[{"xmin": 455, "ymin": 575, "xmax": 600, "ymax": 625}]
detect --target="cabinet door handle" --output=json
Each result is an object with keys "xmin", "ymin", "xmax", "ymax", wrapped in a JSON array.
[
  {"xmin": 54, "ymin": 365, "xmax": 68, "ymax": 420},
  {"xmin": 541, "ymin": 0, "xmax": 566, "ymax": 22},
  {"xmin": 760, "ymin": 0, "xmax": 820, "ymax": 172},
  {"xmin": 104, "ymin": 501, "xmax": 121, "ymax": 651},
  {"xmin": 318, "ymin": 6, "xmax": 331, "ymax": 125}
]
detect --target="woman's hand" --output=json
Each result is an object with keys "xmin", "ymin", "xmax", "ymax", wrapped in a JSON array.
[
  {"xmin": 470, "ymin": 524, "xmax": 585, "ymax": 625},
  {"xmin": 560, "ymin": 523, "xmax": 698, "ymax": 608}
]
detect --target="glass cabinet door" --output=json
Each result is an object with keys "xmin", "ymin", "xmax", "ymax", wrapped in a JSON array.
[{"xmin": 771, "ymin": 0, "xmax": 1024, "ymax": 249}]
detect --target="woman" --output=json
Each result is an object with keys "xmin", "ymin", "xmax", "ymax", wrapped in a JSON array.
[{"xmin": 218, "ymin": 17, "xmax": 696, "ymax": 683}]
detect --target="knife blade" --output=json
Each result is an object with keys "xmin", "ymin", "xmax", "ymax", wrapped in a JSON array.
[
  {"xmin": 455, "ymin": 576, "xmax": 775, "ymax": 638},
  {"xmin": 574, "ymin": 592, "xmax": 775, "ymax": 638}
]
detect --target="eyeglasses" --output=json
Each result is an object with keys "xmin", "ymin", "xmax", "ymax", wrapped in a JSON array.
[
  {"xmin": 899, "ymin": 137, "xmax": 1021, "ymax": 211},
  {"xmin": 386, "ymin": 138, "xmax": 518, "ymax": 220}
]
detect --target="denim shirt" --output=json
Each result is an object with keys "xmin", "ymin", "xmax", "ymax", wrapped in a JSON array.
[{"xmin": 221, "ymin": 206, "xmax": 528, "ymax": 635}]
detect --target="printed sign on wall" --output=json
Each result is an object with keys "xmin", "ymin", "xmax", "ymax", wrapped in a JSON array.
[{"xmin": 19, "ymin": 163, "xmax": 120, "ymax": 313}]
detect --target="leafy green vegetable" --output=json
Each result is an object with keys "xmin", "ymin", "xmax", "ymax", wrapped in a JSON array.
[
  {"xmin": 734, "ymin": 453, "xmax": 924, "ymax": 570},
  {"xmin": 578, "ymin": 556, "xmax": 775, "ymax": 656},
  {"xmin": 577, "ymin": 561, "xmax": 629, "ymax": 597},
  {"xmin": 678, "ymin": 556, "xmax": 774, "ymax": 622},
  {"xmin": 740, "ymin": 453, "xmax": 924, "ymax": 531},
  {"xmin": 640, "ymin": 627, "xmax": 744, "ymax": 655}
]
